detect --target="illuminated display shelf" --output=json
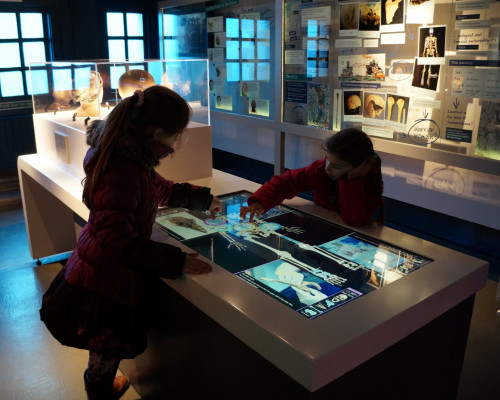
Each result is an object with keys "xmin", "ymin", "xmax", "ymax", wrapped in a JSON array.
[{"xmin": 29, "ymin": 59, "xmax": 209, "ymax": 125}]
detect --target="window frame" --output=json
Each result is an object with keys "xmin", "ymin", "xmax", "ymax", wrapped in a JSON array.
[
  {"xmin": 105, "ymin": 10, "xmax": 147, "ymax": 63},
  {"xmin": 0, "ymin": 6, "xmax": 52, "ymax": 102}
]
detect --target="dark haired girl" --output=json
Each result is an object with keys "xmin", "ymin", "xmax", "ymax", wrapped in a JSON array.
[
  {"xmin": 240, "ymin": 128, "xmax": 384, "ymax": 227},
  {"xmin": 40, "ymin": 85, "xmax": 221, "ymax": 399}
]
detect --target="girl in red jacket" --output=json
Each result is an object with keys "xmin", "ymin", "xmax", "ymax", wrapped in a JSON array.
[
  {"xmin": 240, "ymin": 128, "xmax": 384, "ymax": 227},
  {"xmin": 40, "ymin": 86, "xmax": 221, "ymax": 399}
]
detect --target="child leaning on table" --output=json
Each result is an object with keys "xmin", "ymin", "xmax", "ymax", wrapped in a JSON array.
[
  {"xmin": 40, "ymin": 85, "xmax": 221, "ymax": 400},
  {"xmin": 240, "ymin": 127, "xmax": 384, "ymax": 227}
]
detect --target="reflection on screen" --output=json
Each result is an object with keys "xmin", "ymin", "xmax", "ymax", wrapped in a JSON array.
[
  {"xmin": 226, "ymin": 18, "xmax": 239, "ymax": 38},
  {"xmin": 155, "ymin": 191, "xmax": 432, "ymax": 319},
  {"xmin": 242, "ymin": 41, "xmax": 255, "ymax": 60},
  {"xmin": 53, "ymin": 69, "xmax": 73, "ymax": 91},
  {"xmin": 226, "ymin": 40, "xmax": 239, "ymax": 60},
  {"xmin": 257, "ymin": 63, "xmax": 270, "ymax": 81},
  {"xmin": 257, "ymin": 43, "xmax": 270, "ymax": 60},
  {"xmin": 257, "ymin": 20, "xmax": 270, "ymax": 39},
  {"xmin": 242, "ymin": 63, "xmax": 255, "ymax": 81},
  {"xmin": 241, "ymin": 18, "xmax": 254, "ymax": 39},
  {"xmin": 226, "ymin": 63, "xmax": 240, "ymax": 81}
]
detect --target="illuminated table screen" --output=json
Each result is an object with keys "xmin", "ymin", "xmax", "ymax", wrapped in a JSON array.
[{"xmin": 155, "ymin": 191, "xmax": 432, "ymax": 319}]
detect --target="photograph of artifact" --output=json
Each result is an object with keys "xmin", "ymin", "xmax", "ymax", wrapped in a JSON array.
[
  {"xmin": 418, "ymin": 26, "xmax": 446, "ymax": 64},
  {"xmin": 248, "ymin": 98, "xmax": 270, "ymax": 117},
  {"xmin": 475, "ymin": 100, "xmax": 500, "ymax": 160},
  {"xmin": 72, "ymin": 70, "xmax": 103, "ymax": 117},
  {"xmin": 215, "ymin": 94, "xmax": 233, "ymax": 111},
  {"xmin": 359, "ymin": 3, "xmax": 381, "ymax": 31},
  {"xmin": 308, "ymin": 83, "xmax": 330, "ymax": 128},
  {"xmin": 363, "ymin": 92, "xmax": 386, "ymax": 119},
  {"xmin": 338, "ymin": 54, "xmax": 385, "ymax": 81},
  {"xmin": 214, "ymin": 32, "xmax": 226, "ymax": 47},
  {"xmin": 381, "ymin": 0, "xmax": 404, "ymax": 26},
  {"xmin": 240, "ymin": 81, "xmax": 260, "ymax": 98},
  {"xmin": 117, "ymin": 69, "xmax": 155, "ymax": 99},
  {"xmin": 411, "ymin": 58, "xmax": 440, "ymax": 91},
  {"xmin": 207, "ymin": 16, "xmax": 223, "ymax": 33},
  {"xmin": 284, "ymin": 102, "xmax": 308, "ymax": 125},
  {"xmin": 343, "ymin": 91, "xmax": 362, "ymax": 115},
  {"xmin": 340, "ymin": 3, "xmax": 359, "ymax": 31},
  {"xmin": 385, "ymin": 94, "xmax": 409, "ymax": 125},
  {"xmin": 407, "ymin": 0, "xmax": 435, "ymax": 24}
]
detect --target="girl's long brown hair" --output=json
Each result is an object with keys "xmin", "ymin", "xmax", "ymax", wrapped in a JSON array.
[{"xmin": 82, "ymin": 85, "xmax": 191, "ymax": 210}]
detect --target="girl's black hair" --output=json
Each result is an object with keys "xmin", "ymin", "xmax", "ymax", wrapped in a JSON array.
[{"xmin": 324, "ymin": 128, "xmax": 385, "ymax": 224}]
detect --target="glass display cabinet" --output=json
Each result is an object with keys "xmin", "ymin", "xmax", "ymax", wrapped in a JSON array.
[
  {"xmin": 28, "ymin": 59, "xmax": 211, "ymax": 181},
  {"xmin": 29, "ymin": 59, "xmax": 209, "ymax": 125},
  {"xmin": 159, "ymin": 0, "xmax": 500, "ymax": 175},
  {"xmin": 160, "ymin": 0, "xmax": 277, "ymax": 120}
]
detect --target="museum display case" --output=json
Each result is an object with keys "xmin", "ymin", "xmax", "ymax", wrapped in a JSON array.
[
  {"xmin": 27, "ymin": 59, "xmax": 211, "ymax": 181},
  {"xmin": 160, "ymin": 0, "xmax": 277, "ymax": 120},
  {"xmin": 29, "ymin": 59, "xmax": 209, "ymax": 123},
  {"xmin": 159, "ymin": 0, "xmax": 500, "ymax": 174}
]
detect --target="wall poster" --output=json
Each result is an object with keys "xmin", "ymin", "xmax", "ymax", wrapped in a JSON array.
[{"xmin": 281, "ymin": 0, "xmax": 500, "ymax": 161}]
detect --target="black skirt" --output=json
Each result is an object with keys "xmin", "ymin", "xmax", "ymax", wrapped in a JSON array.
[{"xmin": 40, "ymin": 264, "xmax": 150, "ymax": 359}]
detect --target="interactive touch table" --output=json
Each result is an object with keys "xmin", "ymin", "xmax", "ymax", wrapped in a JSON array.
[
  {"xmin": 120, "ymin": 189, "xmax": 488, "ymax": 400},
  {"xmin": 155, "ymin": 191, "xmax": 431, "ymax": 320}
]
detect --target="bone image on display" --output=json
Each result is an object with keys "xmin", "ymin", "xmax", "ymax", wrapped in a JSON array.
[
  {"xmin": 167, "ymin": 217, "xmax": 207, "ymax": 232},
  {"xmin": 386, "ymin": 96, "xmax": 408, "ymax": 123},
  {"xmin": 340, "ymin": 4, "xmax": 359, "ymax": 30},
  {"xmin": 384, "ymin": 0, "xmax": 403, "ymax": 24},
  {"xmin": 345, "ymin": 94, "xmax": 361, "ymax": 115},
  {"xmin": 359, "ymin": 3, "xmax": 381, "ymax": 30},
  {"xmin": 364, "ymin": 94, "xmax": 385, "ymax": 118},
  {"xmin": 475, "ymin": 101, "xmax": 500, "ymax": 160}
]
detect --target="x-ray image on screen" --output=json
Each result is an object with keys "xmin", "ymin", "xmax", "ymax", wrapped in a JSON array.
[{"xmin": 155, "ymin": 191, "xmax": 432, "ymax": 319}]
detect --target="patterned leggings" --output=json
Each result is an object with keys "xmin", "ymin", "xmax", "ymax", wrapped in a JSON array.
[{"xmin": 86, "ymin": 351, "xmax": 121, "ymax": 382}]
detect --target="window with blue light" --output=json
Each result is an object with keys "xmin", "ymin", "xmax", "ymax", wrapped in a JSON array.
[
  {"xmin": 106, "ymin": 12, "xmax": 145, "ymax": 62},
  {"xmin": 226, "ymin": 18, "xmax": 239, "ymax": 38},
  {"xmin": 226, "ymin": 63, "xmax": 240, "ymax": 82},
  {"xmin": 0, "ymin": 10, "xmax": 50, "ymax": 100},
  {"xmin": 226, "ymin": 40, "xmax": 240, "ymax": 60}
]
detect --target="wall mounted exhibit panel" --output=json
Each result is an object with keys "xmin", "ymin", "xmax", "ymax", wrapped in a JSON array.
[{"xmin": 159, "ymin": 0, "xmax": 500, "ymax": 176}]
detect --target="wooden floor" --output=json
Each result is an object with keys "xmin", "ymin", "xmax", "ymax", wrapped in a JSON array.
[{"xmin": 1, "ymin": 206, "xmax": 499, "ymax": 399}]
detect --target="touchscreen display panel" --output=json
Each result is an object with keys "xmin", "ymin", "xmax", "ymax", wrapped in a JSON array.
[{"xmin": 155, "ymin": 191, "xmax": 433, "ymax": 319}]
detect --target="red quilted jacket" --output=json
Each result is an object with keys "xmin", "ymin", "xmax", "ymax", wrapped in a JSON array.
[
  {"xmin": 248, "ymin": 157, "xmax": 383, "ymax": 227},
  {"xmin": 64, "ymin": 151, "xmax": 213, "ymax": 308}
]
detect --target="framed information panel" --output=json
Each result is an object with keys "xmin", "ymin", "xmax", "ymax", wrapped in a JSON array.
[{"xmin": 155, "ymin": 190, "xmax": 432, "ymax": 319}]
